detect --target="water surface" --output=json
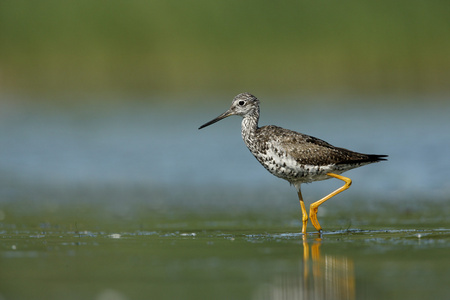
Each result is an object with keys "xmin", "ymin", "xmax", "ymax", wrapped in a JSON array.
[{"xmin": 0, "ymin": 95, "xmax": 449, "ymax": 299}]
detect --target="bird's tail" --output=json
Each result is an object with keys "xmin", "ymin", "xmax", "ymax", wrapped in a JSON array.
[{"xmin": 366, "ymin": 154, "xmax": 388, "ymax": 162}]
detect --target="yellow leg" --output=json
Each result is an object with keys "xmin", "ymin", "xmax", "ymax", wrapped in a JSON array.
[
  {"xmin": 309, "ymin": 173, "xmax": 352, "ymax": 233},
  {"xmin": 298, "ymin": 189, "xmax": 308, "ymax": 234}
]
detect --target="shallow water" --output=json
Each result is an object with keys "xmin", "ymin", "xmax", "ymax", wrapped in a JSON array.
[
  {"xmin": 1, "ymin": 223, "xmax": 449, "ymax": 300},
  {"xmin": 1, "ymin": 96, "xmax": 449, "ymax": 199},
  {"xmin": 0, "ymin": 95, "xmax": 449, "ymax": 299}
]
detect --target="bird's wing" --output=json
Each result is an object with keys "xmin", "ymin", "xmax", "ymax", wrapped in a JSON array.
[{"xmin": 260, "ymin": 126, "xmax": 369, "ymax": 166}]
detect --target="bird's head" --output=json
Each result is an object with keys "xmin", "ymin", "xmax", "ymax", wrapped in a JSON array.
[{"xmin": 199, "ymin": 93, "xmax": 260, "ymax": 129}]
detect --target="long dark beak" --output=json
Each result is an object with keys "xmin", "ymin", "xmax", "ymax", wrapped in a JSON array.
[{"xmin": 198, "ymin": 109, "xmax": 233, "ymax": 129}]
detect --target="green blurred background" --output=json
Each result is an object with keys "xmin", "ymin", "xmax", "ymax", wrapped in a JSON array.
[{"xmin": 1, "ymin": 0, "xmax": 449, "ymax": 100}]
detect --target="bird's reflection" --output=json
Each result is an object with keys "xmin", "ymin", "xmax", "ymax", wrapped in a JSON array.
[{"xmin": 254, "ymin": 236, "xmax": 355, "ymax": 300}]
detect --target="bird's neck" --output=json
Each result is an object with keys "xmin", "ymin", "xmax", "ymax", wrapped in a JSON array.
[{"xmin": 241, "ymin": 112, "xmax": 259, "ymax": 144}]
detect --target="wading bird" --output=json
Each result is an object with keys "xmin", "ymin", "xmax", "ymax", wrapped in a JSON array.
[{"xmin": 199, "ymin": 93, "xmax": 387, "ymax": 234}]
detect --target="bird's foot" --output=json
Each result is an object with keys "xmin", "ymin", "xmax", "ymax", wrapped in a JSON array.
[{"xmin": 309, "ymin": 206, "xmax": 322, "ymax": 232}]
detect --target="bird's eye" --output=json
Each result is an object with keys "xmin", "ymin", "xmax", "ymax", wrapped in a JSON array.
[{"xmin": 238, "ymin": 101, "xmax": 245, "ymax": 106}]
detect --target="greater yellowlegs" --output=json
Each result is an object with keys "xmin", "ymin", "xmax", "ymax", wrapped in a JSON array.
[{"xmin": 199, "ymin": 93, "xmax": 387, "ymax": 234}]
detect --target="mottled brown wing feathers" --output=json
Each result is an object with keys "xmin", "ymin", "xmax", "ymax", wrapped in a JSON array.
[{"xmin": 258, "ymin": 125, "xmax": 386, "ymax": 166}]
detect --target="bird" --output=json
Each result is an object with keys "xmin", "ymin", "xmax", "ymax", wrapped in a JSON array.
[{"xmin": 199, "ymin": 93, "xmax": 387, "ymax": 234}]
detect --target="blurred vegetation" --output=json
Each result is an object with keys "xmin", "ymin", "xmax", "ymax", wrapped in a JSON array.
[{"xmin": 0, "ymin": 0, "xmax": 449, "ymax": 99}]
